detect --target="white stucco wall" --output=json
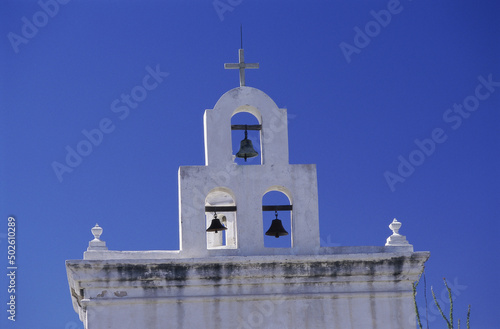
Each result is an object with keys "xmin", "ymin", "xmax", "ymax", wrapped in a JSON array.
[
  {"xmin": 67, "ymin": 86, "xmax": 429, "ymax": 329},
  {"xmin": 178, "ymin": 163, "xmax": 320, "ymax": 257},
  {"xmin": 175, "ymin": 86, "xmax": 322, "ymax": 258},
  {"xmin": 67, "ymin": 252, "xmax": 428, "ymax": 329}
]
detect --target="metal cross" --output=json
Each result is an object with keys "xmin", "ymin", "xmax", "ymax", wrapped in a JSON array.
[{"xmin": 224, "ymin": 49, "xmax": 259, "ymax": 87}]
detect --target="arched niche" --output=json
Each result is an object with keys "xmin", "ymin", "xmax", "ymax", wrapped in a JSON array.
[
  {"xmin": 262, "ymin": 187, "xmax": 292, "ymax": 248},
  {"xmin": 232, "ymin": 105, "xmax": 263, "ymax": 122},
  {"xmin": 205, "ymin": 187, "xmax": 237, "ymax": 249},
  {"xmin": 231, "ymin": 106, "xmax": 262, "ymax": 165}
]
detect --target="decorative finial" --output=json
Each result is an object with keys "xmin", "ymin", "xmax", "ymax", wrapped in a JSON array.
[
  {"xmin": 224, "ymin": 27, "xmax": 259, "ymax": 87},
  {"xmin": 91, "ymin": 223, "xmax": 103, "ymax": 240},
  {"xmin": 389, "ymin": 219, "xmax": 401, "ymax": 235},
  {"xmin": 385, "ymin": 218, "xmax": 411, "ymax": 247},
  {"xmin": 87, "ymin": 223, "xmax": 108, "ymax": 251}
]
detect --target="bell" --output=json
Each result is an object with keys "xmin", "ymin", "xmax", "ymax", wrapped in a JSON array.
[
  {"xmin": 206, "ymin": 213, "xmax": 227, "ymax": 233},
  {"xmin": 265, "ymin": 211, "xmax": 289, "ymax": 238},
  {"xmin": 236, "ymin": 126, "xmax": 258, "ymax": 161}
]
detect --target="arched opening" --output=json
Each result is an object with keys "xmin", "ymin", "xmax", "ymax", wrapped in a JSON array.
[
  {"xmin": 231, "ymin": 109, "xmax": 261, "ymax": 165},
  {"xmin": 262, "ymin": 189, "xmax": 292, "ymax": 248},
  {"xmin": 205, "ymin": 188, "xmax": 237, "ymax": 249}
]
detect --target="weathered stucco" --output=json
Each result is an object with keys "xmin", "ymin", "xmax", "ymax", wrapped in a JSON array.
[
  {"xmin": 66, "ymin": 85, "xmax": 429, "ymax": 329},
  {"xmin": 67, "ymin": 252, "xmax": 429, "ymax": 329}
]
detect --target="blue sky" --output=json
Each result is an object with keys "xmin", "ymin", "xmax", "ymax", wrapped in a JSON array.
[{"xmin": 1, "ymin": 0, "xmax": 499, "ymax": 328}]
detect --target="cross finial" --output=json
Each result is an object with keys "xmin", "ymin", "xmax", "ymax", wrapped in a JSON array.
[
  {"xmin": 224, "ymin": 49, "xmax": 259, "ymax": 87},
  {"xmin": 224, "ymin": 27, "xmax": 259, "ymax": 87}
]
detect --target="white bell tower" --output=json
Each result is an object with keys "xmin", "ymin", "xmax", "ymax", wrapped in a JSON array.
[
  {"xmin": 179, "ymin": 80, "xmax": 320, "ymax": 257},
  {"xmin": 66, "ymin": 47, "xmax": 429, "ymax": 329}
]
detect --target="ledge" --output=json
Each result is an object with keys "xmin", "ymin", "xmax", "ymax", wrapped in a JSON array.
[
  {"xmin": 67, "ymin": 251, "xmax": 429, "ymax": 317},
  {"xmin": 83, "ymin": 245, "xmax": 414, "ymax": 260}
]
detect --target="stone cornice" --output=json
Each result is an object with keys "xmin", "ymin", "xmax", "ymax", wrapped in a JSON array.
[{"xmin": 67, "ymin": 251, "xmax": 429, "ymax": 318}]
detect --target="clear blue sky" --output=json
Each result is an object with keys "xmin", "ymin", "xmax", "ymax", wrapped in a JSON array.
[{"xmin": 1, "ymin": 0, "xmax": 499, "ymax": 328}]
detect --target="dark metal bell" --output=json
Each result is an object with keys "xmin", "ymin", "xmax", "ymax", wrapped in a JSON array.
[
  {"xmin": 236, "ymin": 128, "xmax": 258, "ymax": 161},
  {"xmin": 265, "ymin": 212, "xmax": 289, "ymax": 238},
  {"xmin": 206, "ymin": 213, "xmax": 227, "ymax": 233}
]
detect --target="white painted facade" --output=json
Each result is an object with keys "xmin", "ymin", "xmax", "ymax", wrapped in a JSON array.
[{"xmin": 66, "ymin": 78, "xmax": 428, "ymax": 329}]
